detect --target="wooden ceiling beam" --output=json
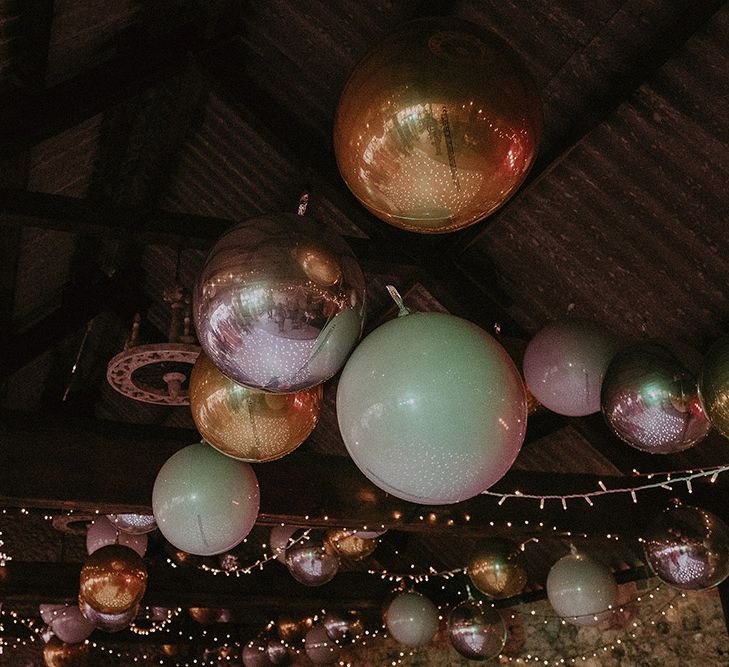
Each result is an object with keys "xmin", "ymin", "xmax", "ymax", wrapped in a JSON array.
[{"xmin": 1, "ymin": 412, "xmax": 726, "ymax": 537}]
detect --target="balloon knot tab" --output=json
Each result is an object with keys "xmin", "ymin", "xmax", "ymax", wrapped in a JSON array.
[{"xmin": 386, "ymin": 285, "xmax": 410, "ymax": 317}]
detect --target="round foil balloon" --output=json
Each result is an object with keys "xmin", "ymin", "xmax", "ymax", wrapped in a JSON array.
[
  {"xmin": 337, "ymin": 310, "xmax": 527, "ymax": 504},
  {"xmin": 78, "ymin": 598, "xmax": 139, "ymax": 632},
  {"xmin": 43, "ymin": 636, "xmax": 90, "ymax": 667},
  {"xmin": 334, "ymin": 17, "xmax": 541, "ymax": 234},
  {"xmin": 323, "ymin": 610, "xmax": 363, "ymax": 642},
  {"xmin": 448, "ymin": 600, "xmax": 506, "ymax": 661},
  {"xmin": 40, "ymin": 604, "xmax": 67, "ymax": 625},
  {"xmin": 270, "ymin": 525, "xmax": 301, "ymax": 564},
  {"xmin": 152, "ymin": 442, "xmax": 260, "ymax": 556},
  {"xmin": 190, "ymin": 352, "xmax": 322, "ymax": 462},
  {"xmin": 243, "ymin": 639, "xmax": 273, "ymax": 667},
  {"xmin": 601, "ymin": 343, "xmax": 710, "ymax": 453},
  {"xmin": 643, "ymin": 504, "xmax": 729, "ymax": 590},
  {"xmin": 699, "ymin": 336, "xmax": 729, "ymax": 438},
  {"xmin": 546, "ymin": 551, "xmax": 617, "ymax": 626},
  {"xmin": 193, "ymin": 213, "xmax": 366, "ymax": 393},
  {"xmin": 305, "ymin": 625, "xmax": 341, "ymax": 664},
  {"xmin": 107, "ymin": 513, "xmax": 157, "ymax": 535},
  {"xmin": 79, "ymin": 544, "xmax": 147, "ymax": 615},
  {"xmin": 265, "ymin": 639, "xmax": 290, "ymax": 665},
  {"xmin": 286, "ymin": 540, "xmax": 340, "ymax": 586},
  {"xmin": 325, "ymin": 529, "xmax": 378, "ymax": 560},
  {"xmin": 384, "ymin": 592, "xmax": 439, "ymax": 648},
  {"xmin": 467, "ymin": 538, "xmax": 528, "ymax": 599},
  {"xmin": 48, "ymin": 605, "xmax": 94, "ymax": 644},
  {"xmin": 523, "ymin": 320, "xmax": 617, "ymax": 416},
  {"xmin": 86, "ymin": 516, "xmax": 147, "ymax": 557}
]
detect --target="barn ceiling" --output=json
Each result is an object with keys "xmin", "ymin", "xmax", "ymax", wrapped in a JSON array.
[{"xmin": 1, "ymin": 0, "xmax": 728, "ymax": 663}]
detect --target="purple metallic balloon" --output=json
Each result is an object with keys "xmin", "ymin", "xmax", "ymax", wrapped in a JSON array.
[
  {"xmin": 523, "ymin": 319, "xmax": 617, "ymax": 416},
  {"xmin": 644, "ymin": 504, "xmax": 729, "ymax": 591},
  {"xmin": 447, "ymin": 600, "xmax": 506, "ymax": 661},
  {"xmin": 243, "ymin": 639, "xmax": 273, "ymax": 667},
  {"xmin": 323, "ymin": 609, "xmax": 364, "ymax": 642},
  {"xmin": 305, "ymin": 625, "xmax": 341, "ymax": 664},
  {"xmin": 285, "ymin": 540, "xmax": 340, "ymax": 586},
  {"xmin": 193, "ymin": 214, "xmax": 366, "ymax": 393},
  {"xmin": 79, "ymin": 598, "xmax": 139, "ymax": 632},
  {"xmin": 601, "ymin": 343, "xmax": 710, "ymax": 454},
  {"xmin": 265, "ymin": 639, "xmax": 290, "ymax": 665}
]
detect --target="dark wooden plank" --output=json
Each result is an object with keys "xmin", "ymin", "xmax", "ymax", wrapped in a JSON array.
[
  {"xmin": 15, "ymin": 0, "xmax": 54, "ymax": 90},
  {"xmin": 0, "ymin": 188, "xmax": 418, "ymax": 267},
  {"xmin": 1, "ymin": 412, "xmax": 726, "ymax": 538}
]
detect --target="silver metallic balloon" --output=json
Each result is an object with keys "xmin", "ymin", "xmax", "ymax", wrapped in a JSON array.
[
  {"xmin": 78, "ymin": 598, "xmax": 139, "ymax": 633},
  {"xmin": 193, "ymin": 214, "xmax": 366, "ymax": 393},
  {"xmin": 323, "ymin": 609, "xmax": 364, "ymax": 642},
  {"xmin": 265, "ymin": 640, "xmax": 290, "ymax": 665},
  {"xmin": 601, "ymin": 343, "xmax": 710, "ymax": 453},
  {"xmin": 448, "ymin": 600, "xmax": 506, "ymax": 661},
  {"xmin": 107, "ymin": 513, "xmax": 158, "ymax": 535},
  {"xmin": 285, "ymin": 539, "xmax": 340, "ymax": 586},
  {"xmin": 644, "ymin": 504, "xmax": 729, "ymax": 591}
]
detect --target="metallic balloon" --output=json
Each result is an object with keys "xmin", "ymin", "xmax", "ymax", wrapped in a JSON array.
[
  {"xmin": 188, "ymin": 608, "xmax": 232, "ymax": 625},
  {"xmin": 384, "ymin": 592, "xmax": 439, "ymax": 648},
  {"xmin": 87, "ymin": 516, "xmax": 147, "ymax": 557},
  {"xmin": 325, "ymin": 529, "xmax": 378, "ymax": 561},
  {"xmin": 643, "ymin": 504, "xmax": 729, "ymax": 591},
  {"xmin": 523, "ymin": 320, "xmax": 618, "ymax": 416},
  {"xmin": 601, "ymin": 343, "xmax": 710, "ymax": 454},
  {"xmin": 43, "ymin": 636, "xmax": 90, "ymax": 667},
  {"xmin": 190, "ymin": 352, "xmax": 322, "ymax": 462},
  {"xmin": 286, "ymin": 539, "xmax": 340, "ymax": 586},
  {"xmin": 447, "ymin": 600, "xmax": 506, "ymax": 661},
  {"xmin": 79, "ymin": 544, "xmax": 147, "ymax": 615},
  {"xmin": 40, "ymin": 604, "xmax": 67, "ymax": 625},
  {"xmin": 467, "ymin": 538, "xmax": 528, "ymax": 599},
  {"xmin": 276, "ymin": 614, "xmax": 314, "ymax": 643},
  {"xmin": 152, "ymin": 443, "xmax": 260, "ymax": 556},
  {"xmin": 323, "ymin": 609, "xmax": 364, "ymax": 642},
  {"xmin": 265, "ymin": 639, "xmax": 290, "ymax": 665},
  {"xmin": 78, "ymin": 598, "xmax": 139, "ymax": 632},
  {"xmin": 546, "ymin": 551, "xmax": 617, "ymax": 627},
  {"xmin": 270, "ymin": 525, "xmax": 302, "ymax": 564},
  {"xmin": 193, "ymin": 213, "xmax": 366, "ymax": 393},
  {"xmin": 337, "ymin": 311, "xmax": 527, "ymax": 504},
  {"xmin": 243, "ymin": 639, "xmax": 273, "ymax": 667},
  {"xmin": 305, "ymin": 625, "xmax": 341, "ymax": 664},
  {"xmin": 107, "ymin": 513, "xmax": 157, "ymax": 535},
  {"xmin": 334, "ymin": 17, "xmax": 541, "ymax": 234},
  {"xmin": 699, "ymin": 336, "xmax": 729, "ymax": 438}
]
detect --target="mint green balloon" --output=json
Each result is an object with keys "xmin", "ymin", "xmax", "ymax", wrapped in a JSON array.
[
  {"xmin": 337, "ymin": 312, "xmax": 527, "ymax": 505},
  {"xmin": 152, "ymin": 443, "xmax": 260, "ymax": 556}
]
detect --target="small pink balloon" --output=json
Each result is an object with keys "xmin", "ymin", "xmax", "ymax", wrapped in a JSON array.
[
  {"xmin": 49, "ymin": 606, "xmax": 95, "ymax": 644},
  {"xmin": 39, "ymin": 604, "xmax": 66, "ymax": 625},
  {"xmin": 523, "ymin": 320, "xmax": 618, "ymax": 416},
  {"xmin": 86, "ymin": 516, "xmax": 148, "ymax": 557}
]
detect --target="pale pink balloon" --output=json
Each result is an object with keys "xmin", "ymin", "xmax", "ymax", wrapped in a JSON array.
[
  {"xmin": 523, "ymin": 319, "xmax": 618, "ymax": 416},
  {"xmin": 40, "ymin": 604, "xmax": 94, "ymax": 643},
  {"xmin": 86, "ymin": 516, "xmax": 147, "ymax": 557}
]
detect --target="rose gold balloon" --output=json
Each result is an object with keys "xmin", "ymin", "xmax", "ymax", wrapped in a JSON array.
[
  {"xmin": 43, "ymin": 637, "xmax": 90, "ymax": 667},
  {"xmin": 325, "ymin": 529, "xmax": 378, "ymax": 561},
  {"xmin": 79, "ymin": 544, "xmax": 147, "ymax": 615},
  {"xmin": 334, "ymin": 17, "xmax": 541, "ymax": 234},
  {"xmin": 189, "ymin": 353, "xmax": 322, "ymax": 462}
]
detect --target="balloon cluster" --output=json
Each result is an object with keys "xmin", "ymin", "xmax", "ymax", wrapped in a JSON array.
[{"xmin": 523, "ymin": 319, "xmax": 723, "ymax": 455}]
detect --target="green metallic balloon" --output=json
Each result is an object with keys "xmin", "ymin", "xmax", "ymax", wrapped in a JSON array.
[
  {"xmin": 337, "ymin": 311, "xmax": 527, "ymax": 504},
  {"xmin": 699, "ymin": 336, "xmax": 729, "ymax": 438},
  {"xmin": 152, "ymin": 443, "xmax": 260, "ymax": 556}
]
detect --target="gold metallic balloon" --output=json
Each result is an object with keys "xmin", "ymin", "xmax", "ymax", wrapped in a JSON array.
[
  {"xmin": 325, "ymin": 529, "xmax": 378, "ymax": 561},
  {"xmin": 277, "ymin": 614, "xmax": 314, "ymax": 643},
  {"xmin": 467, "ymin": 538, "xmax": 528, "ymax": 599},
  {"xmin": 334, "ymin": 17, "xmax": 542, "ymax": 234},
  {"xmin": 79, "ymin": 544, "xmax": 147, "ymax": 615},
  {"xmin": 188, "ymin": 607, "xmax": 231, "ymax": 625},
  {"xmin": 700, "ymin": 336, "xmax": 729, "ymax": 438},
  {"xmin": 43, "ymin": 637, "xmax": 90, "ymax": 667},
  {"xmin": 189, "ymin": 352, "xmax": 322, "ymax": 462}
]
